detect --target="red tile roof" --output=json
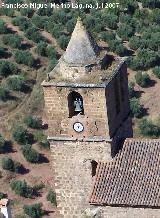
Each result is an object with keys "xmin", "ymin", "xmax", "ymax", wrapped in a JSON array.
[{"xmin": 90, "ymin": 139, "xmax": 160, "ymax": 207}]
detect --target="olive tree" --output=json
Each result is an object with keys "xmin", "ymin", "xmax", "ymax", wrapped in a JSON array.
[{"xmin": 6, "ymin": 75, "xmax": 25, "ymax": 91}]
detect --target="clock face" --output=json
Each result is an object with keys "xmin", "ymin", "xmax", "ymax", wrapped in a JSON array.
[{"xmin": 73, "ymin": 122, "xmax": 84, "ymax": 133}]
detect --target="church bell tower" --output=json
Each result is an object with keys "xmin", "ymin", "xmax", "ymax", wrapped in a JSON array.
[{"xmin": 42, "ymin": 17, "xmax": 132, "ymax": 218}]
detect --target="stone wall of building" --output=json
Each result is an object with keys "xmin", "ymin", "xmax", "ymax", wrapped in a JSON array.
[
  {"xmin": 82, "ymin": 206, "xmax": 160, "ymax": 218},
  {"xmin": 111, "ymin": 116, "xmax": 133, "ymax": 156},
  {"xmin": 43, "ymin": 86, "xmax": 109, "ymax": 138},
  {"xmin": 99, "ymin": 206, "xmax": 160, "ymax": 218},
  {"xmin": 50, "ymin": 140, "xmax": 111, "ymax": 218},
  {"xmin": 105, "ymin": 63, "xmax": 131, "ymax": 139}
]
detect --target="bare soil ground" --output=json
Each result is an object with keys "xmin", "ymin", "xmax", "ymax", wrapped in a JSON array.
[
  {"xmin": 128, "ymin": 69, "xmax": 160, "ymax": 118},
  {"xmin": 139, "ymin": 76, "xmax": 160, "ymax": 117},
  {"xmin": 0, "ymin": 20, "xmax": 57, "ymax": 217},
  {"xmin": 0, "ymin": 142, "xmax": 55, "ymax": 217},
  {"xmin": 128, "ymin": 69, "xmax": 160, "ymax": 137}
]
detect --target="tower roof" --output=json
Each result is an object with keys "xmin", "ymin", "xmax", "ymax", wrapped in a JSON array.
[
  {"xmin": 46, "ymin": 17, "xmax": 124, "ymax": 83},
  {"xmin": 63, "ymin": 17, "xmax": 100, "ymax": 65}
]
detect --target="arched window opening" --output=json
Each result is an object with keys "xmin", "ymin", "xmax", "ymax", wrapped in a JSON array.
[
  {"xmin": 68, "ymin": 91, "xmax": 84, "ymax": 118},
  {"xmin": 91, "ymin": 160, "xmax": 98, "ymax": 177}
]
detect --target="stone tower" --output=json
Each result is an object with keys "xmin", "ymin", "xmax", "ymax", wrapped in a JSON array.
[{"xmin": 42, "ymin": 18, "xmax": 132, "ymax": 218}]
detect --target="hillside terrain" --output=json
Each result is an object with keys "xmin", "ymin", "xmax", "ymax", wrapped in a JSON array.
[{"xmin": 0, "ymin": 0, "xmax": 160, "ymax": 217}]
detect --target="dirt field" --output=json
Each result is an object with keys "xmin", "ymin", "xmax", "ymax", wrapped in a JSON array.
[
  {"xmin": 0, "ymin": 141, "xmax": 56, "ymax": 217},
  {"xmin": 0, "ymin": 20, "xmax": 57, "ymax": 217},
  {"xmin": 128, "ymin": 69, "xmax": 160, "ymax": 137}
]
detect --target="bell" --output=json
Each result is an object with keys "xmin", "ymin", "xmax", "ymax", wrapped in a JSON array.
[{"xmin": 74, "ymin": 98, "xmax": 82, "ymax": 112}]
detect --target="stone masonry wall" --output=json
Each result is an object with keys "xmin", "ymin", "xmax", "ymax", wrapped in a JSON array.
[
  {"xmin": 100, "ymin": 205, "xmax": 160, "ymax": 218},
  {"xmin": 50, "ymin": 140, "xmax": 111, "ymax": 218},
  {"xmin": 111, "ymin": 116, "xmax": 133, "ymax": 156},
  {"xmin": 43, "ymin": 86, "xmax": 109, "ymax": 138},
  {"xmin": 105, "ymin": 63, "xmax": 131, "ymax": 139}
]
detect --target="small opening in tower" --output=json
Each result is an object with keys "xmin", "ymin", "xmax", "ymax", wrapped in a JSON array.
[
  {"xmin": 68, "ymin": 91, "xmax": 84, "ymax": 118},
  {"xmin": 91, "ymin": 160, "xmax": 98, "ymax": 177}
]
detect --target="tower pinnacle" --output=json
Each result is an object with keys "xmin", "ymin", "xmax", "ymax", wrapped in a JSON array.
[{"xmin": 63, "ymin": 17, "xmax": 99, "ymax": 65}]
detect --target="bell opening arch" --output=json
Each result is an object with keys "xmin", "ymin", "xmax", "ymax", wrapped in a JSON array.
[{"xmin": 68, "ymin": 91, "xmax": 84, "ymax": 118}]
